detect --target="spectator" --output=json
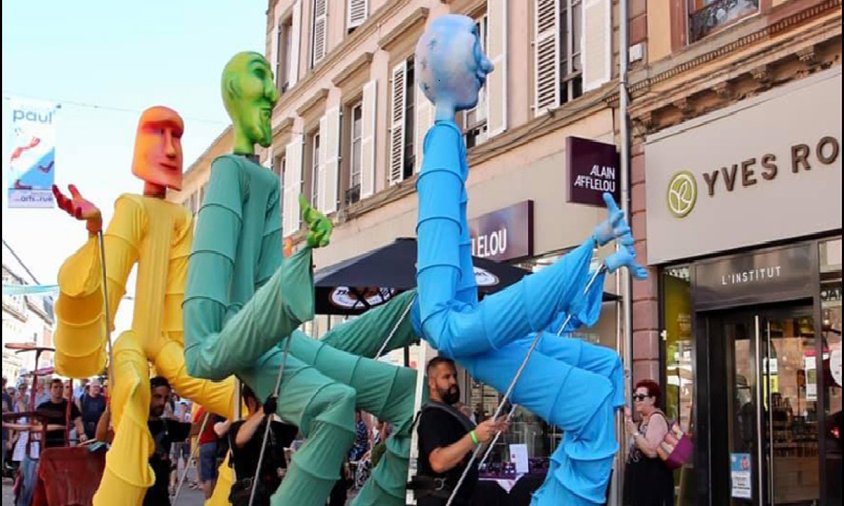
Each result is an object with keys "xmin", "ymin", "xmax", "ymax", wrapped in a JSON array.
[
  {"xmin": 622, "ymin": 379, "xmax": 674, "ymax": 506},
  {"xmin": 36, "ymin": 379, "xmax": 85, "ymax": 448},
  {"xmin": 73, "ymin": 378, "xmax": 89, "ymax": 401},
  {"xmin": 78, "ymin": 379, "xmax": 106, "ymax": 440},
  {"xmin": 34, "ymin": 379, "xmax": 50, "ymax": 407},
  {"xmin": 2, "ymin": 377, "xmax": 11, "ymax": 473},
  {"xmin": 411, "ymin": 357, "xmax": 508, "ymax": 506},
  {"xmin": 192, "ymin": 405, "xmax": 225, "ymax": 499},
  {"xmin": 228, "ymin": 385, "xmax": 297, "ymax": 506},
  {"xmin": 145, "ymin": 377, "xmax": 191, "ymax": 506},
  {"xmin": 349, "ymin": 409, "xmax": 370, "ymax": 462}
]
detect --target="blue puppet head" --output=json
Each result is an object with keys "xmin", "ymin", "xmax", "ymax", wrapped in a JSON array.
[{"xmin": 414, "ymin": 14, "xmax": 494, "ymax": 118}]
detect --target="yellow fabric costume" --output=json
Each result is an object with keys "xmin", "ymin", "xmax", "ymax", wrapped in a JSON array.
[{"xmin": 54, "ymin": 194, "xmax": 236, "ymax": 506}]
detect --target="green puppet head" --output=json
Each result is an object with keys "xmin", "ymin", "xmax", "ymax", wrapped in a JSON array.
[{"xmin": 221, "ymin": 52, "xmax": 280, "ymax": 155}]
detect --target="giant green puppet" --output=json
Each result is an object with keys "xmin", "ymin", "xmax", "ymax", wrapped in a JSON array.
[{"xmin": 182, "ymin": 52, "xmax": 421, "ymax": 506}]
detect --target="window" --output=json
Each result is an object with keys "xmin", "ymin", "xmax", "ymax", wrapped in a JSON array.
[
  {"xmin": 311, "ymin": 0, "xmax": 328, "ymax": 67},
  {"xmin": 464, "ymin": 15, "xmax": 489, "ymax": 149},
  {"xmin": 346, "ymin": 101, "xmax": 363, "ymax": 205},
  {"xmin": 534, "ymin": 0, "xmax": 585, "ymax": 114},
  {"xmin": 276, "ymin": 17, "xmax": 294, "ymax": 93},
  {"xmin": 661, "ymin": 265, "xmax": 695, "ymax": 432},
  {"xmin": 310, "ymin": 132, "xmax": 321, "ymax": 207},
  {"xmin": 273, "ymin": 154, "xmax": 286, "ymax": 178},
  {"xmin": 347, "ymin": 0, "xmax": 368, "ymax": 32},
  {"xmin": 689, "ymin": 0, "xmax": 759, "ymax": 43},
  {"xmin": 388, "ymin": 56, "xmax": 416, "ymax": 185},
  {"xmin": 560, "ymin": 0, "xmax": 583, "ymax": 104}
]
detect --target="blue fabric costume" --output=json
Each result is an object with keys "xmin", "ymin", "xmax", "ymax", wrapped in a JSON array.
[{"xmin": 411, "ymin": 118, "xmax": 628, "ymax": 503}]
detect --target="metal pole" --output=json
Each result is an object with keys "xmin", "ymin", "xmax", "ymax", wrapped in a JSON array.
[
  {"xmin": 96, "ymin": 231, "xmax": 115, "ymax": 385},
  {"xmin": 617, "ymin": 0, "xmax": 632, "ymax": 503},
  {"xmin": 375, "ymin": 297, "xmax": 415, "ymax": 359}
]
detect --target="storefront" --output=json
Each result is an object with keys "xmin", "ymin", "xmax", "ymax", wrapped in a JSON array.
[{"xmin": 645, "ymin": 68, "xmax": 842, "ymax": 505}]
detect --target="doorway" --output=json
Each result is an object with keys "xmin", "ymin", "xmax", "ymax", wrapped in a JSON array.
[{"xmin": 709, "ymin": 305, "xmax": 822, "ymax": 505}]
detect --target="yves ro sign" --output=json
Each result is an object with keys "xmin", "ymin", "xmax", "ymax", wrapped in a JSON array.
[
  {"xmin": 645, "ymin": 68, "xmax": 842, "ymax": 264},
  {"xmin": 567, "ymin": 137, "xmax": 621, "ymax": 206},
  {"xmin": 694, "ymin": 243, "xmax": 814, "ymax": 310},
  {"xmin": 469, "ymin": 201, "xmax": 534, "ymax": 262}
]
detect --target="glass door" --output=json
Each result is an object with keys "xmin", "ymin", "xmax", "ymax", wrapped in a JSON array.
[{"xmin": 723, "ymin": 309, "xmax": 820, "ymax": 505}]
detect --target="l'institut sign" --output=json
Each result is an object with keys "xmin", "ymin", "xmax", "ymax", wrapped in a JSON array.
[{"xmin": 645, "ymin": 68, "xmax": 842, "ymax": 264}]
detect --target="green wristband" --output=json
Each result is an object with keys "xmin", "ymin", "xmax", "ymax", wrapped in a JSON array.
[{"xmin": 470, "ymin": 430, "xmax": 479, "ymax": 445}]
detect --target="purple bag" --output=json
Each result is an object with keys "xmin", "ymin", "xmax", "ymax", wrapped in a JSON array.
[{"xmin": 657, "ymin": 419, "xmax": 693, "ymax": 470}]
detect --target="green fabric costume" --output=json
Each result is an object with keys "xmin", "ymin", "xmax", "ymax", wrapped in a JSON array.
[{"xmin": 183, "ymin": 154, "xmax": 419, "ymax": 506}]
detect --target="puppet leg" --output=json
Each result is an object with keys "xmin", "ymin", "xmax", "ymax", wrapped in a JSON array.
[
  {"xmin": 237, "ymin": 351, "xmax": 357, "ymax": 506},
  {"xmin": 459, "ymin": 341, "xmax": 617, "ymax": 506},
  {"xmin": 286, "ymin": 332, "xmax": 416, "ymax": 506},
  {"xmin": 93, "ymin": 331, "xmax": 154, "ymax": 506}
]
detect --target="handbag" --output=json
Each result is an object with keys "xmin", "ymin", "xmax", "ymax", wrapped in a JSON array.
[{"xmin": 655, "ymin": 411, "xmax": 693, "ymax": 470}]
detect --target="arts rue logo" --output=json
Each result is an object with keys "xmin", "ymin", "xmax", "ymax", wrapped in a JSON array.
[{"xmin": 667, "ymin": 170, "xmax": 697, "ymax": 218}]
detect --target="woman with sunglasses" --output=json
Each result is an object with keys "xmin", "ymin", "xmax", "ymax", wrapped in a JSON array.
[{"xmin": 622, "ymin": 380, "xmax": 674, "ymax": 506}]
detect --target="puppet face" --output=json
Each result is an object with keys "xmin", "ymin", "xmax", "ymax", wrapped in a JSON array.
[
  {"xmin": 416, "ymin": 15, "xmax": 494, "ymax": 112},
  {"xmin": 222, "ymin": 52, "xmax": 280, "ymax": 150},
  {"xmin": 131, "ymin": 106, "xmax": 184, "ymax": 190}
]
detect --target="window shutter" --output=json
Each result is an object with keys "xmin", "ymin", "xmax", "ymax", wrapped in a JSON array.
[
  {"xmin": 414, "ymin": 87, "xmax": 433, "ymax": 176},
  {"xmin": 347, "ymin": 0, "xmax": 368, "ymax": 29},
  {"xmin": 312, "ymin": 0, "xmax": 328, "ymax": 67},
  {"xmin": 582, "ymin": 0, "xmax": 612, "ymax": 92},
  {"xmin": 290, "ymin": 0, "xmax": 302, "ymax": 86},
  {"xmin": 388, "ymin": 60, "xmax": 407, "ymax": 186},
  {"xmin": 360, "ymin": 79, "xmax": 377, "ymax": 199},
  {"xmin": 321, "ymin": 107, "xmax": 341, "ymax": 214},
  {"xmin": 283, "ymin": 137, "xmax": 304, "ymax": 238},
  {"xmin": 487, "ymin": 1, "xmax": 508, "ymax": 136},
  {"xmin": 534, "ymin": 0, "xmax": 560, "ymax": 115},
  {"xmin": 273, "ymin": 21, "xmax": 282, "ymax": 90},
  {"xmin": 317, "ymin": 114, "xmax": 328, "ymax": 212}
]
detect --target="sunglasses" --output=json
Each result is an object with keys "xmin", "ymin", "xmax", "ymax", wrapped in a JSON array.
[{"xmin": 632, "ymin": 394, "xmax": 651, "ymax": 402}]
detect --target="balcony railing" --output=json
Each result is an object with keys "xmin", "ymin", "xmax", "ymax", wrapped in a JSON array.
[{"xmin": 689, "ymin": 0, "xmax": 759, "ymax": 42}]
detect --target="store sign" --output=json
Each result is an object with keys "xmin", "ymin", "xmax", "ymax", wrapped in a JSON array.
[
  {"xmin": 469, "ymin": 201, "xmax": 533, "ymax": 261},
  {"xmin": 566, "ymin": 137, "xmax": 620, "ymax": 206},
  {"xmin": 730, "ymin": 453, "xmax": 752, "ymax": 499},
  {"xmin": 645, "ymin": 68, "xmax": 842, "ymax": 264},
  {"xmin": 694, "ymin": 243, "xmax": 814, "ymax": 310}
]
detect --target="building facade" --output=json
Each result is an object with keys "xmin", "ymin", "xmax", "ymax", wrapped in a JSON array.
[
  {"xmin": 628, "ymin": 0, "xmax": 841, "ymax": 503},
  {"xmin": 171, "ymin": 0, "xmax": 842, "ymax": 502},
  {"xmin": 2, "ymin": 262, "xmax": 55, "ymax": 382},
  {"xmin": 171, "ymin": 0, "xmax": 629, "ymax": 471}
]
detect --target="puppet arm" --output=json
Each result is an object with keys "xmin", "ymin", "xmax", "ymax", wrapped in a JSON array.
[{"xmin": 54, "ymin": 195, "xmax": 144, "ymax": 378}]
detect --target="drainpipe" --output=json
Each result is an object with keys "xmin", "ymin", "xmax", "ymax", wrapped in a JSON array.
[{"xmin": 617, "ymin": 0, "xmax": 632, "ymax": 505}]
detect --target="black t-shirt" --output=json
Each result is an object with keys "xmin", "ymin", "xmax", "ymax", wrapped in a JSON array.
[
  {"xmin": 144, "ymin": 418, "xmax": 191, "ymax": 506},
  {"xmin": 36, "ymin": 399, "xmax": 81, "ymax": 448},
  {"xmin": 417, "ymin": 404, "xmax": 478, "ymax": 506},
  {"xmin": 229, "ymin": 418, "xmax": 298, "ymax": 483}
]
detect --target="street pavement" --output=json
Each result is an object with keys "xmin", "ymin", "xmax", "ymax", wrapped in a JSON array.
[{"xmin": 2, "ymin": 476, "xmax": 207, "ymax": 506}]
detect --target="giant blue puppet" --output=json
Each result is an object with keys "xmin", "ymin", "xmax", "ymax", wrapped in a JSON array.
[{"xmin": 409, "ymin": 15, "xmax": 648, "ymax": 505}]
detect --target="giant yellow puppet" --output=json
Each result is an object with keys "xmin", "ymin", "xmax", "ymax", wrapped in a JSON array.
[{"xmin": 52, "ymin": 106, "xmax": 236, "ymax": 505}]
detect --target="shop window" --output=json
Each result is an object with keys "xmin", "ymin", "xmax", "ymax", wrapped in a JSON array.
[
  {"xmin": 662, "ymin": 265, "xmax": 694, "ymax": 432},
  {"xmin": 819, "ymin": 238, "xmax": 842, "ymax": 501},
  {"xmin": 688, "ymin": 0, "xmax": 759, "ymax": 43}
]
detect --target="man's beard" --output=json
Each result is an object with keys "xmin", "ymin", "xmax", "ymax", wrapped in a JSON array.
[{"xmin": 442, "ymin": 385, "xmax": 460, "ymax": 405}]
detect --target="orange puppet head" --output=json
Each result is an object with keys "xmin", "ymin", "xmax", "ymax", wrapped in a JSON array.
[{"xmin": 131, "ymin": 106, "xmax": 184, "ymax": 191}]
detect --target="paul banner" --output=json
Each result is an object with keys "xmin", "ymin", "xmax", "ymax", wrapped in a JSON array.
[{"xmin": 8, "ymin": 98, "xmax": 59, "ymax": 208}]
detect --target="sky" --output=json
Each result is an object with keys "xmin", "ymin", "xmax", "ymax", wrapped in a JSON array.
[{"xmin": 2, "ymin": 1, "xmax": 268, "ymax": 332}]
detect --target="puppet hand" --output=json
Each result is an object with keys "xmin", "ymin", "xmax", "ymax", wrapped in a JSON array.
[
  {"xmin": 53, "ymin": 184, "xmax": 102, "ymax": 235},
  {"xmin": 604, "ymin": 246, "xmax": 648, "ymax": 280},
  {"xmin": 300, "ymin": 194, "xmax": 332, "ymax": 248},
  {"xmin": 592, "ymin": 193, "xmax": 630, "ymax": 247}
]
